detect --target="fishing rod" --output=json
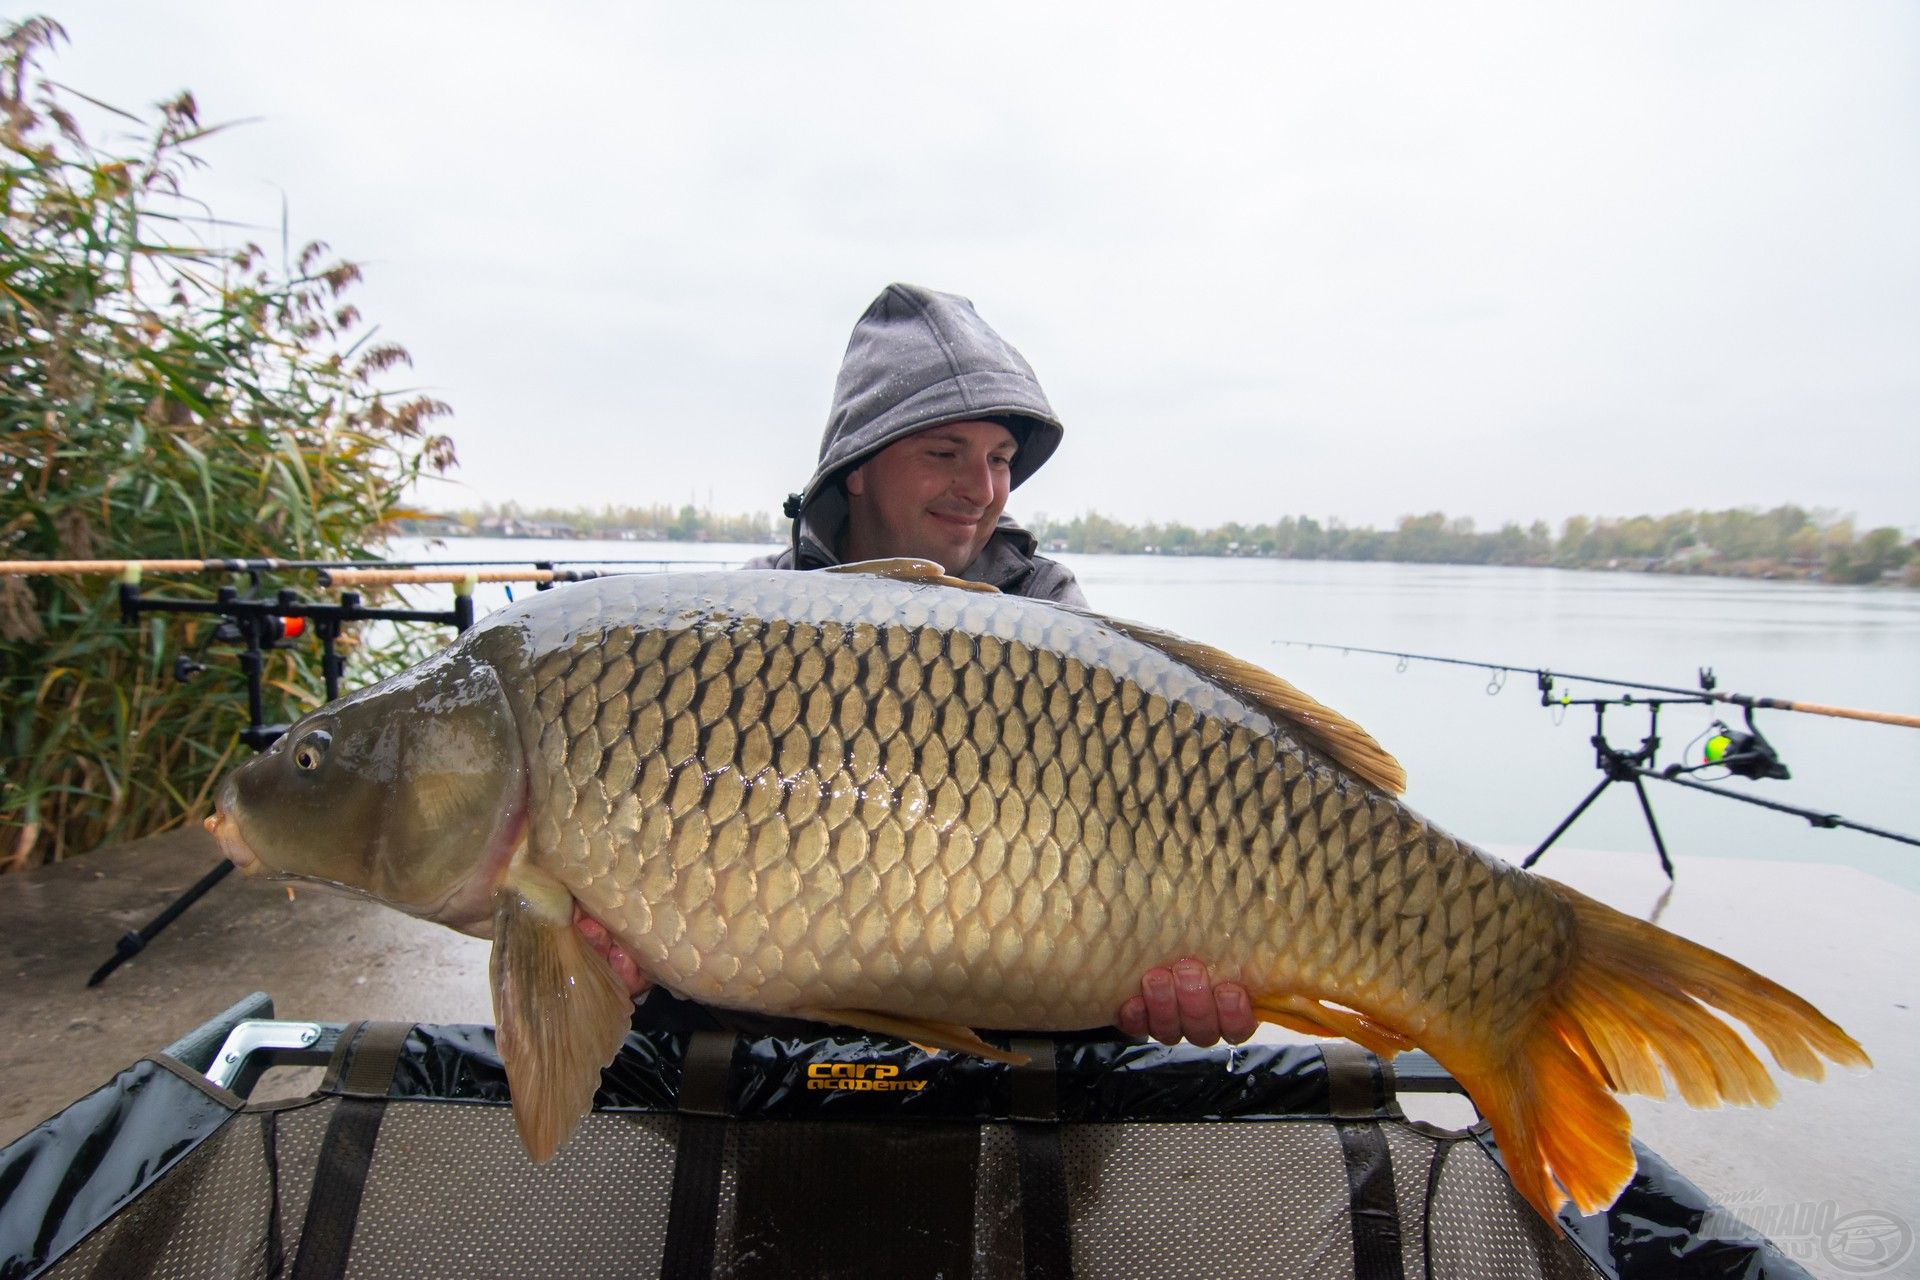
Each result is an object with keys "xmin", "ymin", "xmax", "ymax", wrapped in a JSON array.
[
  {"xmin": 0, "ymin": 555, "xmax": 734, "ymax": 576},
  {"xmin": 1275, "ymin": 638, "xmax": 1920, "ymax": 874},
  {"xmin": 317, "ymin": 567, "xmax": 622, "ymax": 588},
  {"xmin": 1273, "ymin": 638, "xmax": 1920, "ymax": 730}
]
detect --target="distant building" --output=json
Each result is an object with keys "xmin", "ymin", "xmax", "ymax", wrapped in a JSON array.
[
  {"xmin": 396, "ymin": 516, "xmax": 465, "ymax": 537},
  {"xmin": 1660, "ymin": 544, "xmax": 1717, "ymax": 569}
]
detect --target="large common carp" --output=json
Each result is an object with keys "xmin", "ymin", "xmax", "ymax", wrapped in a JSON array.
[{"xmin": 206, "ymin": 560, "xmax": 1866, "ymax": 1224}]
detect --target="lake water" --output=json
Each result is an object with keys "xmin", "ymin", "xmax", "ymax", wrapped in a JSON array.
[{"xmin": 383, "ymin": 537, "xmax": 1920, "ymax": 893}]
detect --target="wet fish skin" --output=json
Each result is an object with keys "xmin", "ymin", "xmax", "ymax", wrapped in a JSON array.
[
  {"xmin": 510, "ymin": 571, "xmax": 1561, "ymax": 1040},
  {"xmin": 211, "ymin": 563, "xmax": 1867, "ymax": 1224}
]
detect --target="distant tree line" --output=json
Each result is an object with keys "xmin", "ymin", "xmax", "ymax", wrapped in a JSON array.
[
  {"xmin": 413, "ymin": 501, "xmax": 1915, "ymax": 585},
  {"xmin": 409, "ymin": 501, "xmax": 778, "ymax": 544},
  {"xmin": 1021, "ymin": 505, "xmax": 1915, "ymax": 585}
]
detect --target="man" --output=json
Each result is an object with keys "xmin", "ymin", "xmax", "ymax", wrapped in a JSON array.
[
  {"xmin": 745, "ymin": 282, "xmax": 1085, "ymax": 604},
  {"xmin": 580, "ymin": 284, "xmax": 1253, "ymax": 1048}
]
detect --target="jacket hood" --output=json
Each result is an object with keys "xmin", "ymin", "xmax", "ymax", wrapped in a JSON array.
[{"xmin": 786, "ymin": 284, "xmax": 1064, "ymax": 540}]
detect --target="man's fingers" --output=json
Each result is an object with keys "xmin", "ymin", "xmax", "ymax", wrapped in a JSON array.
[
  {"xmin": 574, "ymin": 906, "xmax": 608, "ymax": 950},
  {"xmin": 573, "ymin": 907, "xmax": 650, "ymax": 1000},
  {"xmin": 1122, "ymin": 961, "xmax": 1253, "ymax": 1047},
  {"xmin": 1173, "ymin": 959, "xmax": 1221, "ymax": 1047},
  {"xmin": 580, "ymin": 924, "xmax": 618, "ymax": 965},
  {"xmin": 1215, "ymin": 982, "xmax": 1256, "ymax": 1044},
  {"xmin": 1116, "ymin": 996, "xmax": 1149, "ymax": 1038},
  {"xmin": 1142, "ymin": 967, "xmax": 1182, "ymax": 1045},
  {"xmin": 607, "ymin": 944, "xmax": 651, "ymax": 999}
]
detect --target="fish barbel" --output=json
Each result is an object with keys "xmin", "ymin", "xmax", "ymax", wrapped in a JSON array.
[{"xmin": 206, "ymin": 559, "xmax": 1867, "ymax": 1224}]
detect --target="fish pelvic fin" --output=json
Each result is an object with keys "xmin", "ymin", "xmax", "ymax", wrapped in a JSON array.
[
  {"xmin": 824, "ymin": 558, "xmax": 1002, "ymax": 593},
  {"xmin": 796, "ymin": 1007, "xmax": 1029, "ymax": 1064},
  {"xmin": 1447, "ymin": 878, "xmax": 1869, "ymax": 1228},
  {"xmin": 489, "ymin": 870, "xmax": 634, "ymax": 1163}
]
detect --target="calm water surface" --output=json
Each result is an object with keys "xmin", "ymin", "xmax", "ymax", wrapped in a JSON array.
[{"xmin": 388, "ymin": 539, "xmax": 1920, "ymax": 893}]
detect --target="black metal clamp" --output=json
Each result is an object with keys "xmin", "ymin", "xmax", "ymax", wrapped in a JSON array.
[
  {"xmin": 1521, "ymin": 693, "xmax": 1712, "ymax": 880},
  {"xmin": 87, "ymin": 574, "xmax": 476, "ymax": 987},
  {"xmin": 1523, "ymin": 672, "xmax": 1917, "ymax": 879}
]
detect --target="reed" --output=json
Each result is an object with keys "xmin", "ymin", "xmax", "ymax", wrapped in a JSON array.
[{"xmin": 0, "ymin": 18, "xmax": 457, "ymax": 867}]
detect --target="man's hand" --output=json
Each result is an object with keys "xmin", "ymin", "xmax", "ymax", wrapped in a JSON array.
[
  {"xmin": 1116, "ymin": 958, "xmax": 1256, "ymax": 1048},
  {"xmin": 574, "ymin": 905, "xmax": 652, "ymax": 1001}
]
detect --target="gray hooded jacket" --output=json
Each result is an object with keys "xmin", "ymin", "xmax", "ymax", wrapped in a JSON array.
[{"xmin": 747, "ymin": 284, "xmax": 1085, "ymax": 606}]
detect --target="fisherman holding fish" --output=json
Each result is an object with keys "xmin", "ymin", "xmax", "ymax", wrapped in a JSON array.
[
  {"xmin": 576, "ymin": 283, "xmax": 1259, "ymax": 1049},
  {"xmin": 207, "ymin": 279, "xmax": 1866, "ymax": 1213}
]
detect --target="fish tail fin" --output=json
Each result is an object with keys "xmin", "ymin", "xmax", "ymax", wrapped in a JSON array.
[{"xmin": 1447, "ymin": 879, "xmax": 1869, "ymax": 1225}]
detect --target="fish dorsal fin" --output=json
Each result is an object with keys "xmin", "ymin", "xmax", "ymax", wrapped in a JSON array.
[
  {"xmin": 824, "ymin": 558, "xmax": 1001, "ymax": 594},
  {"xmin": 1096, "ymin": 614, "xmax": 1407, "ymax": 795}
]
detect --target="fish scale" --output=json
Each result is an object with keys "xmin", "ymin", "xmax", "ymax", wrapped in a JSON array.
[{"xmin": 489, "ymin": 571, "xmax": 1566, "ymax": 1035}]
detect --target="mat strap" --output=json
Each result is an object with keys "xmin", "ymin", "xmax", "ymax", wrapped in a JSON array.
[
  {"xmin": 288, "ymin": 1021, "xmax": 413, "ymax": 1280},
  {"xmin": 1010, "ymin": 1036, "xmax": 1074, "ymax": 1280},
  {"xmin": 660, "ymin": 1029, "xmax": 732, "ymax": 1280},
  {"xmin": 1324, "ymin": 1042, "xmax": 1407, "ymax": 1280}
]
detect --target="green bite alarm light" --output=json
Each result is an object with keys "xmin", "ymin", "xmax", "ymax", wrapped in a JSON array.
[{"xmin": 1698, "ymin": 717, "xmax": 1790, "ymax": 781}]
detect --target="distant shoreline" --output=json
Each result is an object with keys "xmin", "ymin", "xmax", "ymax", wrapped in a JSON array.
[
  {"xmin": 398, "ymin": 528, "xmax": 1916, "ymax": 588},
  {"xmin": 404, "ymin": 503, "xmax": 1914, "ymax": 588}
]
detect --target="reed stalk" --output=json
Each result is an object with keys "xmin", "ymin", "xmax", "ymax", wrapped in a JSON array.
[{"xmin": 0, "ymin": 18, "xmax": 458, "ymax": 865}]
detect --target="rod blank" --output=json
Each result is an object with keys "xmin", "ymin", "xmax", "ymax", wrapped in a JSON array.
[
  {"xmin": 0, "ymin": 559, "xmax": 215, "ymax": 574},
  {"xmin": 320, "ymin": 568, "xmax": 590, "ymax": 587},
  {"xmin": 1276, "ymin": 638, "xmax": 1918, "ymax": 730},
  {"xmin": 0, "ymin": 556, "xmax": 728, "ymax": 576},
  {"xmin": 1740, "ymin": 698, "xmax": 1920, "ymax": 731}
]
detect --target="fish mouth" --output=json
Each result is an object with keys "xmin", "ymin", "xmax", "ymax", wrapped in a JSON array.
[{"xmin": 205, "ymin": 789, "xmax": 261, "ymax": 875}]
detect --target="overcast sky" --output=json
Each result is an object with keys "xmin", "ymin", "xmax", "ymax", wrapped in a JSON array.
[{"xmin": 31, "ymin": 2, "xmax": 1920, "ymax": 534}]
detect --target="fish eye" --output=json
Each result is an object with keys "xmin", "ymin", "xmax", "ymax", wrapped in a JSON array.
[{"xmin": 292, "ymin": 730, "xmax": 332, "ymax": 772}]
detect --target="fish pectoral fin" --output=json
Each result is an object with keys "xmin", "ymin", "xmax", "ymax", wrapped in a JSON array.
[
  {"xmin": 824, "ymin": 558, "xmax": 1002, "ymax": 594},
  {"xmin": 1252, "ymin": 994, "xmax": 1416, "ymax": 1058},
  {"xmin": 489, "ymin": 871, "xmax": 633, "ymax": 1163},
  {"xmin": 797, "ymin": 1007, "xmax": 1028, "ymax": 1064}
]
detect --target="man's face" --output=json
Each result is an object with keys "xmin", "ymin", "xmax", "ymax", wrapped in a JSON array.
[{"xmin": 843, "ymin": 419, "xmax": 1018, "ymax": 572}]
